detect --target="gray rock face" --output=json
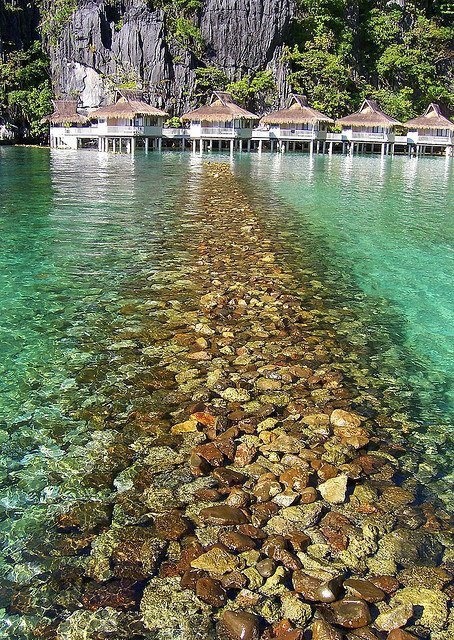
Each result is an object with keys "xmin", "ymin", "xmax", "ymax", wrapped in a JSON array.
[{"xmin": 48, "ymin": 0, "xmax": 293, "ymax": 111}]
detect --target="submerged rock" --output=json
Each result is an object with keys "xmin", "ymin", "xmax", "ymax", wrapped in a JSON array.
[
  {"xmin": 390, "ymin": 587, "xmax": 449, "ymax": 631},
  {"xmin": 318, "ymin": 475, "xmax": 348, "ymax": 504},
  {"xmin": 217, "ymin": 610, "xmax": 260, "ymax": 640},
  {"xmin": 199, "ymin": 505, "xmax": 249, "ymax": 525},
  {"xmin": 191, "ymin": 547, "xmax": 242, "ymax": 574},
  {"xmin": 141, "ymin": 577, "xmax": 213, "ymax": 637},
  {"xmin": 374, "ymin": 604, "xmax": 413, "ymax": 631},
  {"xmin": 330, "ymin": 599, "xmax": 371, "ymax": 629}
]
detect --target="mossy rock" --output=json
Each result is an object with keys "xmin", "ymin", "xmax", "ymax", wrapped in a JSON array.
[{"xmin": 140, "ymin": 577, "xmax": 214, "ymax": 638}]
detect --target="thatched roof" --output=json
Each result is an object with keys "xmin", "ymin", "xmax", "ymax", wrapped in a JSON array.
[
  {"xmin": 260, "ymin": 95, "xmax": 334, "ymax": 125},
  {"xmin": 43, "ymin": 100, "xmax": 87, "ymax": 125},
  {"xmin": 404, "ymin": 103, "xmax": 454, "ymax": 131},
  {"xmin": 181, "ymin": 91, "xmax": 259, "ymax": 122},
  {"xmin": 90, "ymin": 90, "xmax": 168, "ymax": 119},
  {"xmin": 336, "ymin": 99, "xmax": 401, "ymax": 127}
]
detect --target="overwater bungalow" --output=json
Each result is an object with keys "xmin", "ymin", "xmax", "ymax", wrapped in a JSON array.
[
  {"xmin": 336, "ymin": 99, "xmax": 401, "ymax": 155},
  {"xmin": 45, "ymin": 100, "xmax": 89, "ymax": 149},
  {"xmin": 258, "ymin": 94, "xmax": 334, "ymax": 153},
  {"xmin": 89, "ymin": 90, "xmax": 168, "ymax": 153},
  {"xmin": 405, "ymin": 103, "xmax": 454, "ymax": 157},
  {"xmin": 181, "ymin": 91, "xmax": 259, "ymax": 152}
]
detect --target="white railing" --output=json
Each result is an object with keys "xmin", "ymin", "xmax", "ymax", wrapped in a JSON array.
[
  {"xmin": 326, "ymin": 132, "xmax": 343, "ymax": 141},
  {"xmin": 50, "ymin": 125, "xmax": 163, "ymax": 137},
  {"xmin": 97, "ymin": 125, "xmax": 162, "ymax": 136},
  {"xmin": 200, "ymin": 127, "xmax": 237, "ymax": 137},
  {"xmin": 417, "ymin": 135, "xmax": 451, "ymax": 145},
  {"xmin": 350, "ymin": 132, "xmax": 389, "ymax": 140},
  {"xmin": 50, "ymin": 126, "xmax": 97, "ymax": 137},
  {"xmin": 251, "ymin": 129, "xmax": 270, "ymax": 139},
  {"xmin": 162, "ymin": 128, "xmax": 190, "ymax": 138},
  {"xmin": 275, "ymin": 129, "xmax": 317, "ymax": 139}
]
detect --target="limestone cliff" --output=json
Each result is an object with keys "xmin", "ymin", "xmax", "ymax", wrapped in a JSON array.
[{"xmin": 48, "ymin": 0, "xmax": 293, "ymax": 111}]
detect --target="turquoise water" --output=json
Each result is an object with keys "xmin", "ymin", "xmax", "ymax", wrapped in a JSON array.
[
  {"xmin": 244, "ymin": 154, "xmax": 454, "ymax": 421},
  {"xmin": 0, "ymin": 147, "xmax": 453, "ymax": 636}
]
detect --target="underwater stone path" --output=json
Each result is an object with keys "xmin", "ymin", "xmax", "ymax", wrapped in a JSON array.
[{"xmin": 11, "ymin": 163, "xmax": 453, "ymax": 640}]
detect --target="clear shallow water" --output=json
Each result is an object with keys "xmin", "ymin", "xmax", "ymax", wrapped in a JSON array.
[
  {"xmin": 0, "ymin": 147, "xmax": 453, "ymax": 635},
  {"xmin": 242, "ymin": 154, "xmax": 454, "ymax": 421}
]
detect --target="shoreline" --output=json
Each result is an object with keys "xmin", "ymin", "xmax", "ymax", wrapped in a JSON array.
[{"xmin": 1, "ymin": 159, "xmax": 452, "ymax": 639}]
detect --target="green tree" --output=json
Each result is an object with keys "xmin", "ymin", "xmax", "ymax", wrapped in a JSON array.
[{"xmin": 0, "ymin": 41, "xmax": 52, "ymax": 140}]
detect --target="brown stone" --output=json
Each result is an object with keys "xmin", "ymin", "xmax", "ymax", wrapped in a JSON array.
[
  {"xmin": 318, "ymin": 463, "xmax": 338, "ymax": 482},
  {"xmin": 381, "ymin": 486, "xmax": 415, "ymax": 507},
  {"xmin": 312, "ymin": 619, "xmax": 343, "ymax": 640},
  {"xmin": 316, "ymin": 575, "xmax": 344, "ymax": 603},
  {"xmin": 330, "ymin": 599, "xmax": 371, "ymax": 628},
  {"xmin": 238, "ymin": 524, "xmax": 267, "ymax": 540},
  {"xmin": 219, "ymin": 531, "xmax": 256, "ymax": 552},
  {"xmin": 217, "ymin": 610, "xmax": 260, "ymax": 640},
  {"xmin": 272, "ymin": 619, "xmax": 304, "ymax": 640},
  {"xmin": 81, "ymin": 580, "xmax": 137, "ymax": 611},
  {"xmin": 330, "ymin": 410, "xmax": 362, "ymax": 428},
  {"xmin": 300, "ymin": 487, "xmax": 318, "ymax": 504},
  {"xmin": 194, "ymin": 442, "xmax": 225, "ymax": 466},
  {"xmin": 253, "ymin": 480, "xmax": 282, "ymax": 503},
  {"xmin": 251, "ymin": 500, "xmax": 279, "ymax": 525},
  {"xmin": 344, "ymin": 578, "xmax": 385, "ymax": 603},
  {"xmin": 234, "ymin": 442, "xmax": 257, "ymax": 466},
  {"xmin": 180, "ymin": 569, "xmax": 204, "ymax": 591},
  {"xmin": 280, "ymin": 468, "xmax": 309, "ymax": 491},
  {"xmin": 226, "ymin": 487, "xmax": 250, "ymax": 508},
  {"xmin": 333, "ymin": 425, "xmax": 369, "ymax": 449},
  {"xmin": 369, "ymin": 575, "xmax": 400, "ymax": 595},
  {"xmin": 256, "ymin": 558, "xmax": 277, "ymax": 578},
  {"xmin": 357, "ymin": 455, "xmax": 386, "ymax": 475},
  {"xmin": 199, "ymin": 505, "xmax": 248, "ymax": 525},
  {"xmin": 213, "ymin": 468, "xmax": 246, "ymax": 486},
  {"xmin": 189, "ymin": 452, "xmax": 210, "ymax": 476},
  {"xmin": 196, "ymin": 576, "xmax": 227, "ymax": 606},
  {"xmin": 220, "ymin": 571, "xmax": 248, "ymax": 590},
  {"xmin": 194, "ymin": 488, "xmax": 222, "ymax": 502},
  {"xmin": 292, "ymin": 571, "xmax": 322, "ymax": 601},
  {"xmin": 214, "ymin": 437, "xmax": 237, "ymax": 461},
  {"xmin": 154, "ymin": 511, "xmax": 191, "ymax": 541},
  {"xmin": 191, "ymin": 411, "xmax": 217, "ymax": 427},
  {"xmin": 176, "ymin": 541, "xmax": 205, "ymax": 574},
  {"xmin": 271, "ymin": 547, "xmax": 302, "ymax": 571},
  {"xmin": 320, "ymin": 511, "xmax": 354, "ymax": 552},
  {"xmin": 348, "ymin": 628, "xmax": 381, "ymax": 640},
  {"xmin": 285, "ymin": 531, "xmax": 311, "ymax": 552}
]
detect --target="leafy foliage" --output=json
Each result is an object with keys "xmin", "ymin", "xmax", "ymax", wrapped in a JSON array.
[
  {"xmin": 37, "ymin": 0, "xmax": 78, "ymax": 45},
  {"xmin": 286, "ymin": 0, "xmax": 453, "ymax": 120},
  {"xmin": 154, "ymin": 0, "xmax": 204, "ymax": 56},
  {"xmin": 0, "ymin": 41, "xmax": 52, "ymax": 140}
]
